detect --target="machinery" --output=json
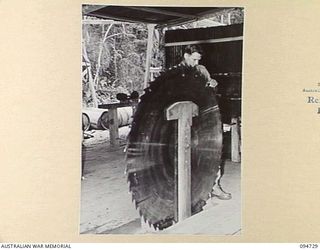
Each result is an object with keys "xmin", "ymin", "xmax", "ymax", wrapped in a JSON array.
[{"xmin": 126, "ymin": 64, "xmax": 223, "ymax": 230}]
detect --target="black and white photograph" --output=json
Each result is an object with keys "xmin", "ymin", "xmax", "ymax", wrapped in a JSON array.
[
  {"xmin": 80, "ymin": 5, "xmax": 244, "ymax": 234},
  {"xmin": 3, "ymin": 0, "xmax": 320, "ymax": 245}
]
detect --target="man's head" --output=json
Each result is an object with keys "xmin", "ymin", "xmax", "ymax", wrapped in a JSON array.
[{"xmin": 183, "ymin": 45, "xmax": 203, "ymax": 67}]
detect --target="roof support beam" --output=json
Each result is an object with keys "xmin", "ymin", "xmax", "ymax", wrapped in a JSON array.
[
  {"xmin": 82, "ymin": 19, "xmax": 120, "ymax": 25},
  {"xmin": 126, "ymin": 6, "xmax": 198, "ymax": 19},
  {"xmin": 86, "ymin": 12, "xmax": 155, "ymax": 24}
]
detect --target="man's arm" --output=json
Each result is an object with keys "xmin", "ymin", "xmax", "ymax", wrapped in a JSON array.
[{"xmin": 196, "ymin": 65, "xmax": 218, "ymax": 88}]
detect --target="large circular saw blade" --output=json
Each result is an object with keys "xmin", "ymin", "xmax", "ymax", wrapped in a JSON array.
[{"xmin": 126, "ymin": 65, "xmax": 223, "ymax": 230}]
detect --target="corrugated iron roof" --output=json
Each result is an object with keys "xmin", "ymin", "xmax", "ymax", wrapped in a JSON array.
[{"xmin": 85, "ymin": 6, "xmax": 230, "ymax": 27}]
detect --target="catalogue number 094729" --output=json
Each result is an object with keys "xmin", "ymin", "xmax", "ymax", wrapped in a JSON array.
[{"xmin": 300, "ymin": 244, "xmax": 319, "ymax": 249}]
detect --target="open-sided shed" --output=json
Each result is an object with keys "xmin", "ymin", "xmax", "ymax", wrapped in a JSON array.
[
  {"xmin": 84, "ymin": 6, "xmax": 243, "ymax": 160},
  {"xmin": 84, "ymin": 6, "xmax": 234, "ymax": 87},
  {"xmin": 81, "ymin": 5, "xmax": 242, "ymax": 233}
]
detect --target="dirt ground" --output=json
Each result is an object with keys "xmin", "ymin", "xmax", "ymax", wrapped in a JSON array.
[
  {"xmin": 80, "ymin": 127, "xmax": 141, "ymax": 234},
  {"xmin": 80, "ymin": 127, "xmax": 241, "ymax": 234}
]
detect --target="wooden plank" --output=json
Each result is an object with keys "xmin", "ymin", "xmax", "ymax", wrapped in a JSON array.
[
  {"xmin": 108, "ymin": 107, "xmax": 119, "ymax": 147},
  {"xmin": 165, "ymin": 23, "xmax": 243, "ymax": 43},
  {"xmin": 166, "ymin": 101, "xmax": 198, "ymax": 222},
  {"xmin": 164, "ymin": 36, "xmax": 243, "ymax": 47},
  {"xmin": 231, "ymin": 117, "xmax": 241, "ymax": 162}
]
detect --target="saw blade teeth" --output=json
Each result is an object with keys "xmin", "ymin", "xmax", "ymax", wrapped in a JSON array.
[
  {"xmin": 141, "ymin": 218, "xmax": 156, "ymax": 233},
  {"xmin": 138, "ymin": 208, "xmax": 143, "ymax": 218},
  {"xmin": 134, "ymin": 200, "xmax": 138, "ymax": 209},
  {"xmin": 152, "ymin": 224, "xmax": 158, "ymax": 231}
]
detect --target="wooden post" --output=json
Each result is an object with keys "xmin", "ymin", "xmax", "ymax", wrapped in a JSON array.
[
  {"xmin": 220, "ymin": 14, "xmax": 224, "ymax": 24},
  {"xmin": 131, "ymin": 100, "xmax": 139, "ymax": 115},
  {"xmin": 227, "ymin": 13, "xmax": 231, "ymax": 25},
  {"xmin": 231, "ymin": 117, "xmax": 241, "ymax": 162},
  {"xmin": 166, "ymin": 101, "xmax": 198, "ymax": 222},
  {"xmin": 173, "ymin": 121, "xmax": 178, "ymax": 222},
  {"xmin": 143, "ymin": 24, "xmax": 156, "ymax": 89},
  {"xmin": 108, "ymin": 107, "xmax": 119, "ymax": 148},
  {"xmin": 82, "ymin": 46, "xmax": 98, "ymax": 108},
  {"xmin": 99, "ymin": 102, "xmax": 137, "ymax": 147}
]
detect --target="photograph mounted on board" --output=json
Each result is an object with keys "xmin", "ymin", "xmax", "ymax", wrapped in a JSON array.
[{"xmin": 80, "ymin": 5, "xmax": 244, "ymax": 235}]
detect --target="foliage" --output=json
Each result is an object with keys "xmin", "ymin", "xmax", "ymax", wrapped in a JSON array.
[
  {"xmin": 82, "ymin": 22, "xmax": 149, "ymax": 106},
  {"xmin": 82, "ymin": 7, "xmax": 244, "ymax": 107},
  {"xmin": 210, "ymin": 8, "xmax": 244, "ymax": 25}
]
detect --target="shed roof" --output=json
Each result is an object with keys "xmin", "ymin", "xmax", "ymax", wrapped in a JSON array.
[{"xmin": 84, "ymin": 6, "xmax": 231, "ymax": 27}]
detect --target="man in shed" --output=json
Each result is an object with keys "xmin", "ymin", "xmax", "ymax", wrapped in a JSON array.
[{"xmin": 181, "ymin": 44, "xmax": 232, "ymax": 200}]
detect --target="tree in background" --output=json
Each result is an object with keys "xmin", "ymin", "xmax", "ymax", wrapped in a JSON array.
[
  {"xmin": 82, "ymin": 21, "xmax": 149, "ymax": 107},
  {"xmin": 82, "ymin": 6, "xmax": 244, "ymax": 107}
]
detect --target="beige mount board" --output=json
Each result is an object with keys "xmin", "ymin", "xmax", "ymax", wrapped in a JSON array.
[{"xmin": 0, "ymin": 0, "xmax": 320, "ymax": 243}]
